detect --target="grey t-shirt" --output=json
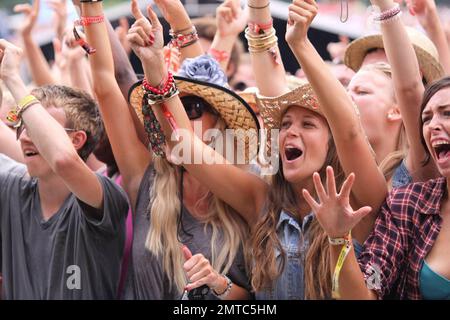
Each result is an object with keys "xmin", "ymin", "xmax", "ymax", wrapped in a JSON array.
[
  {"xmin": 0, "ymin": 153, "xmax": 26, "ymax": 175},
  {"xmin": 0, "ymin": 171, "xmax": 128, "ymax": 299},
  {"xmin": 123, "ymin": 165, "xmax": 251, "ymax": 300}
]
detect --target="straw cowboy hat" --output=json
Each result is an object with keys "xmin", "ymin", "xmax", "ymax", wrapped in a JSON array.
[
  {"xmin": 344, "ymin": 27, "xmax": 444, "ymax": 84},
  {"xmin": 128, "ymin": 54, "xmax": 260, "ymax": 162}
]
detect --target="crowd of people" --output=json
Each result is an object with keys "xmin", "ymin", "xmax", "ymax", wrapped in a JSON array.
[{"xmin": 0, "ymin": 0, "xmax": 449, "ymax": 300}]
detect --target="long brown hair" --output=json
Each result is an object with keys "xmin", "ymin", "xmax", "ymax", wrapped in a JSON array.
[{"xmin": 250, "ymin": 133, "xmax": 344, "ymax": 299}]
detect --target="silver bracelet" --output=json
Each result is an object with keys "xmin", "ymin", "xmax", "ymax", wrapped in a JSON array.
[{"xmin": 212, "ymin": 275, "xmax": 233, "ymax": 299}]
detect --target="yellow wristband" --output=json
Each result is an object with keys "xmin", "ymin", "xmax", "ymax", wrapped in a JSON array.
[
  {"xmin": 17, "ymin": 95, "xmax": 39, "ymax": 111},
  {"xmin": 331, "ymin": 231, "xmax": 352, "ymax": 299}
]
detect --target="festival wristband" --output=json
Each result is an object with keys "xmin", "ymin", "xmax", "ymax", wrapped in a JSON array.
[{"xmin": 330, "ymin": 231, "xmax": 352, "ymax": 299}]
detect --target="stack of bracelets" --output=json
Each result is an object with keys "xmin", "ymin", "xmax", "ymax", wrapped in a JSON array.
[
  {"xmin": 244, "ymin": 4, "xmax": 279, "ymax": 65},
  {"xmin": 141, "ymin": 72, "xmax": 180, "ymax": 157},
  {"xmin": 372, "ymin": 2, "xmax": 402, "ymax": 24},
  {"xmin": 169, "ymin": 26, "xmax": 199, "ymax": 49}
]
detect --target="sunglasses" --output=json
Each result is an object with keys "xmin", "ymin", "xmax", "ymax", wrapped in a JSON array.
[
  {"xmin": 16, "ymin": 124, "xmax": 76, "ymax": 140},
  {"xmin": 180, "ymin": 96, "xmax": 218, "ymax": 120}
]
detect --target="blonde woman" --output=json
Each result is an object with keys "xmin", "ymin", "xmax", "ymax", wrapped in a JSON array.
[{"xmin": 82, "ymin": 0, "xmax": 255, "ymax": 299}]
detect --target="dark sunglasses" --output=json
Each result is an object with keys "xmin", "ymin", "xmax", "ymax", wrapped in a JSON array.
[{"xmin": 180, "ymin": 96, "xmax": 218, "ymax": 120}]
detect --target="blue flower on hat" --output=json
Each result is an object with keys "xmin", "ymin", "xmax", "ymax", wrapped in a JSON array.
[{"xmin": 177, "ymin": 54, "xmax": 228, "ymax": 87}]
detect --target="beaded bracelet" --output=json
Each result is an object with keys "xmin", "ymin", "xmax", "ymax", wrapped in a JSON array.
[
  {"xmin": 170, "ymin": 27, "xmax": 199, "ymax": 49},
  {"xmin": 74, "ymin": 15, "xmax": 105, "ymax": 27},
  {"xmin": 141, "ymin": 73, "xmax": 181, "ymax": 155},
  {"xmin": 372, "ymin": 3, "xmax": 401, "ymax": 22},
  {"xmin": 212, "ymin": 275, "xmax": 233, "ymax": 299}
]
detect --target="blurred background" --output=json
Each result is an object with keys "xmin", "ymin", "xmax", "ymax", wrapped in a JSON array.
[{"xmin": 1, "ymin": 0, "xmax": 449, "ymax": 75}]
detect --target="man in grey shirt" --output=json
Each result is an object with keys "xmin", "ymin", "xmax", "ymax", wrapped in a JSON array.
[{"xmin": 0, "ymin": 40, "xmax": 128, "ymax": 299}]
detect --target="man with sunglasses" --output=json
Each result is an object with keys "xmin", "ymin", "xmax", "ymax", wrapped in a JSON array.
[{"xmin": 0, "ymin": 40, "xmax": 128, "ymax": 299}]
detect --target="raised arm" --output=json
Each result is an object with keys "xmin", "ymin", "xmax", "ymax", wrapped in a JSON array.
[
  {"xmin": 304, "ymin": 168, "xmax": 405, "ymax": 300},
  {"xmin": 409, "ymin": 0, "xmax": 450, "ymax": 74},
  {"xmin": 153, "ymin": 0, "xmax": 204, "ymax": 60},
  {"xmin": 104, "ymin": 17, "xmax": 148, "ymax": 146},
  {"xmin": 209, "ymin": 0, "xmax": 247, "ymax": 72},
  {"xmin": 0, "ymin": 84, "xmax": 23, "ymax": 162},
  {"xmin": 47, "ymin": 0, "xmax": 68, "ymax": 42},
  {"xmin": 127, "ymin": 3, "xmax": 268, "ymax": 224},
  {"xmin": 81, "ymin": 0, "xmax": 151, "ymax": 207},
  {"xmin": 246, "ymin": 0, "xmax": 288, "ymax": 96},
  {"xmin": 0, "ymin": 39, "xmax": 103, "ymax": 210},
  {"xmin": 371, "ymin": 0, "xmax": 435, "ymax": 181},
  {"xmin": 14, "ymin": 0, "xmax": 56, "ymax": 86},
  {"xmin": 286, "ymin": 0, "xmax": 387, "ymax": 242},
  {"xmin": 0, "ymin": 120, "xmax": 23, "ymax": 163}
]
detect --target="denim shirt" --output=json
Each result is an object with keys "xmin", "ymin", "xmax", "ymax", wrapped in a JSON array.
[
  {"xmin": 392, "ymin": 159, "xmax": 412, "ymax": 189},
  {"xmin": 255, "ymin": 211, "xmax": 314, "ymax": 300}
]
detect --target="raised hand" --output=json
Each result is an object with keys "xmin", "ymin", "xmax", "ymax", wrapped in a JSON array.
[
  {"xmin": 285, "ymin": 0, "xmax": 318, "ymax": 48},
  {"xmin": 153, "ymin": 0, "xmax": 190, "ymax": 30},
  {"xmin": 216, "ymin": 0, "xmax": 248, "ymax": 37},
  {"xmin": 0, "ymin": 40, "xmax": 24, "ymax": 81},
  {"xmin": 302, "ymin": 166, "xmax": 372, "ymax": 239},
  {"xmin": 47, "ymin": 0, "xmax": 68, "ymax": 40},
  {"xmin": 13, "ymin": 0, "xmax": 40, "ymax": 36},
  {"xmin": 182, "ymin": 246, "xmax": 223, "ymax": 292},
  {"xmin": 127, "ymin": 0, "xmax": 165, "ymax": 78}
]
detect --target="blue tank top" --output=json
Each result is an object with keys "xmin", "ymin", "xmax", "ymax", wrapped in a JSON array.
[{"xmin": 419, "ymin": 260, "xmax": 450, "ymax": 300}]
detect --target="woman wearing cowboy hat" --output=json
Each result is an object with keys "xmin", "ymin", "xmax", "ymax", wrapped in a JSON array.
[{"xmin": 82, "ymin": 0, "xmax": 255, "ymax": 299}]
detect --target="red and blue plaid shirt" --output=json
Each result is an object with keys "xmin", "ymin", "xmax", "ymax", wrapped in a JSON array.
[{"xmin": 358, "ymin": 177, "xmax": 446, "ymax": 299}]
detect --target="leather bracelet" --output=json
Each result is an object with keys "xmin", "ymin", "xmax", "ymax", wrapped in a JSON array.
[{"xmin": 248, "ymin": 3, "xmax": 270, "ymax": 9}]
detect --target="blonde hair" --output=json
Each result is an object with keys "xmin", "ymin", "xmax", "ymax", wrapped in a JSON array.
[
  {"xmin": 361, "ymin": 62, "xmax": 409, "ymax": 181},
  {"xmin": 251, "ymin": 131, "xmax": 344, "ymax": 299},
  {"xmin": 145, "ymin": 118, "xmax": 250, "ymax": 294}
]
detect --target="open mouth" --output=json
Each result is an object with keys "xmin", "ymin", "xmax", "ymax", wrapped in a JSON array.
[
  {"xmin": 285, "ymin": 146, "xmax": 303, "ymax": 161},
  {"xmin": 24, "ymin": 151, "xmax": 39, "ymax": 157},
  {"xmin": 434, "ymin": 142, "xmax": 450, "ymax": 161}
]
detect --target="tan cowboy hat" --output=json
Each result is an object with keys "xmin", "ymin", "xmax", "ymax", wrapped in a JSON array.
[
  {"xmin": 255, "ymin": 82, "xmax": 322, "ymax": 157},
  {"xmin": 128, "ymin": 55, "xmax": 260, "ymax": 163},
  {"xmin": 344, "ymin": 27, "xmax": 444, "ymax": 84},
  {"xmin": 238, "ymin": 75, "xmax": 308, "ymax": 115}
]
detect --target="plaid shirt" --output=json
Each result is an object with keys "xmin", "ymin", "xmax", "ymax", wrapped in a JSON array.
[{"xmin": 358, "ymin": 177, "xmax": 445, "ymax": 299}]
